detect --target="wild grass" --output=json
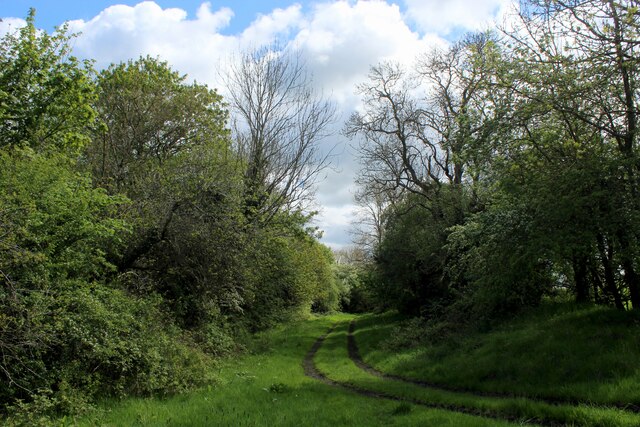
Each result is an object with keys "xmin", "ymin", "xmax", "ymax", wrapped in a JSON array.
[
  {"xmin": 317, "ymin": 318, "xmax": 640, "ymax": 427},
  {"xmin": 354, "ymin": 303, "xmax": 640, "ymax": 406},
  {"xmin": 64, "ymin": 302, "xmax": 640, "ymax": 426}
]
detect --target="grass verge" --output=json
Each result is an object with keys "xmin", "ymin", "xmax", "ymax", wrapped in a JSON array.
[
  {"xmin": 317, "ymin": 319, "xmax": 640, "ymax": 427},
  {"xmin": 354, "ymin": 304, "xmax": 640, "ymax": 408}
]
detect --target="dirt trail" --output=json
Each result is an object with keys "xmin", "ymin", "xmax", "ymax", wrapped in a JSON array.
[
  {"xmin": 303, "ymin": 324, "xmax": 551, "ymax": 426},
  {"xmin": 347, "ymin": 319, "xmax": 640, "ymax": 415}
]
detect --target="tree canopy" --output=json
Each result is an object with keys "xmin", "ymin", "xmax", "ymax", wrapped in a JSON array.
[{"xmin": 348, "ymin": 0, "xmax": 640, "ymax": 321}]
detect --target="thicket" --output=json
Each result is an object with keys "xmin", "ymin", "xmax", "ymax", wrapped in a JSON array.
[
  {"xmin": 348, "ymin": 0, "xmax": 640, "ymax": 327},
  {"xmin": 0, "ymin": 11, "xmax": 339, "ymax": 423}
]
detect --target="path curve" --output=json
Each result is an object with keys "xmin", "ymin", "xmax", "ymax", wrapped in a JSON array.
[{"xmin": 303, "ymin": 324, "xmax": 551, "ymax": 426}]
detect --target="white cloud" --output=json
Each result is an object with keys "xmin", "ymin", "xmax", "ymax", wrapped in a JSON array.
[
  {"xmin": 293, "ymin": 0, "xmax": 447, "ymax": 108},
  {"xmin": 239, "ymin": 4, "xmax": 303, "ymax": 44},
  {"xmin": 314, "ymin": 204, "xmax": 359, "ymax": 249},
  {"xmin": 0, "ymin": 17, "xmax": 27, "ymax": 37},
  {"xmin": 403, "ymin": 0, "xmax": 513, "ymax": 35},
  {"xmin": 66, "ymin": 2, "xmax": 237, "ymax": 85}
]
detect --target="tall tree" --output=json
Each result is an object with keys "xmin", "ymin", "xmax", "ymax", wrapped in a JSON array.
[
  {"xmin": 86, "ymin": 57, "xmax": 245, "ymax": 325},
  {"xmin": 348, "ymin": 33, "xmax": 498, "ymax": 197},
  {"xmin": 88, "ymin": 56, "xmax": 229, "ymax": 195},
  {"xmin": 502, "ymin": 0, "xmax": 640, "ymax": 307},
  {"xmin": 222, "ymin": 46, "xmax": 336, "ymax": 224}
]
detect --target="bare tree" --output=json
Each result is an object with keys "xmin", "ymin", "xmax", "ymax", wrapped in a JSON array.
[
  {"xmin": 416, "ymin": 32, "xmax": 500, "ymax": 189},
  {"xmin": 345, "ymin": 33, "xmax": 499, "ymax": 211},
  {"xmin": 222, "ymin": 46, "xmax": 336, "ymax": 224},
  {"xmin": 350, "ymin": 178, "xmax": 404, "ymax": 256},
  {"xmin": 351, "ymin": 190, "xmax": 389, "ymax": 256}
]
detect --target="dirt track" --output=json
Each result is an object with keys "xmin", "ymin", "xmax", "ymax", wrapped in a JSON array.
[{"xmin": 303, "ymin": 323, "xmax": 551, "ymax": 426}]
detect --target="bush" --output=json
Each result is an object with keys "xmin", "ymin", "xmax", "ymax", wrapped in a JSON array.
[
  {"xmin": 1, "ymin": 282, "xmax": 214, "ymax": 423},
  {"xmin": 0, "ymin": 149, "xmax": 215, "ymax": 419}
]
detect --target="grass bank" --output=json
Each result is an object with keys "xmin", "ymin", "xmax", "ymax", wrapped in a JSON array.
[
  {"xmin": 318, "ymin": 319, "xmax": 640, "ymax": 426},
  {"xmin": 354, "ymin": 303, "xmax": 640, "ymax": 407}
]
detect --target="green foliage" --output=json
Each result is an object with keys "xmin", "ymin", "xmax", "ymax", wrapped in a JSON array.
[
  {"xmin": 374, "ymin": 189, "xmax": 468, "ymax": 316},
  {"xmin": 2, "ymin": 281, "xmax": 214, "ymax": 424},
  {"xmin": 0, "ymin": 9, "xmax": 341, "ymax": 425},
  {"xmin": 351, "ymin": 0, "xmax": 640, "ymax": 327},
  {"xmin": 55, "ymin": 283, "xmax": 213, "ymax": 398},
  {"xmin": 307, "ymin": 242, "xmax": 341, "ymax": 313},
  {"xmin": 85, "ymin": 55, "xmax": 249, "ymax": 335},
  {"xmin": 0, "ymin": 148, "xmax": 128, "ymax": 405},
  {"xmin": 444, "ymin": 200, "xmax": 552, "ymax": 326},
  {"xmin": 243, "ymin": 225, "xmax": 339, "ymax": 330},
  {"xmin": 0, "ymin": 147, "xmax": 216, "ymax": 417},
  {"xmin": 333, "ymin": 263, "xmax": 361, "ymax": 311},
  {"xmin": 0, "ymin": 16, "xmax": 225, "ymax": 420},
  {"xmin": 0, "ymin": 9, "xmax": 96, "ymax": 152},
  {"xmin": 88, "ymin": 55, "xmax": 229, "ymax": 194},
  {"xmin": 0, "ymin": 148, "xmax": 128, "ymax": 282}
]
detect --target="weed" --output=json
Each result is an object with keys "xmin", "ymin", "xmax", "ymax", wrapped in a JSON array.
[
  {"xmin": 267, "ymin": 383, "xmax": 289, "ymax": 393},
  {"xmin": 391, "ymin": 402, "xmax": 412, "ymax": 415}
]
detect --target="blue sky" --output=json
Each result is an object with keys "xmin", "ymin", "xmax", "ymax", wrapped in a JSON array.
[
  {"xmin": 2, "ymin": 0, "xmax": 308, "ymax": 33},
  {"xmin": 0, "ymin": 0, "xmax": 513, "ymax": 249}
]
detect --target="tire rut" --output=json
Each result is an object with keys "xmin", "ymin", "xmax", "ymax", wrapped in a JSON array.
[
  {"xmin": 303, "ymin": 324, "xmax": 551, "ymax": 426},
  {"xmin": 347, "ymin": 319, "xmax": 640, "ymax": 416}
]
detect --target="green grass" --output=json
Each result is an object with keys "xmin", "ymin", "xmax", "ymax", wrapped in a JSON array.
[
  {"xmin": 354, "ymin": 303, "xmax": 640, "ymax": 406},
  {"xmin": 63, "ymin": 302, "xmax": 640, "ymax": 426},
  {"xmin": 66, "ymin": 313, "xmax": 515, "ymax": 426},
  {"xmin": 313, "ymin": 320, "xmax": 522, "ymax": 427},
  {"xmin": 315, "ymin": 319, "xmax": 640, "ymax": 427}
]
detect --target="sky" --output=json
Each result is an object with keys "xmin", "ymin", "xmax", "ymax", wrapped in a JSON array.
[{"xmin": 0, "ymin": 0, "xmax": 515, "ymax": 249}]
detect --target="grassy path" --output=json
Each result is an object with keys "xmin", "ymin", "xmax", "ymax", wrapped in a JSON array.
[
  {"xmin": 305, "ymin": 323, "xmax": 538, "ymax": 426},
  {"xmin": 74, "ymin": 314, "xmax": 519, "ymax": 426},
  {"xmin": 71, "ymin": 311, "xmax": 640, "ymax": 426}
]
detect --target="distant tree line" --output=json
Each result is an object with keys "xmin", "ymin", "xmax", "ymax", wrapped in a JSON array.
[
  {"xmin": 347, "ymin": 0, "xmax": 640, "ymax": 323},
  {"xmin": 0, "ymin": 10, "xmax": 342, "ymax": 423}
]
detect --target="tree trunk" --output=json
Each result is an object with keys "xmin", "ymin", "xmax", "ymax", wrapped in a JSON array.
[
  {"xmin": 596, "ymin": 233, "xmax": 624, "ymax": 309},
  {"xmin": 616, "ymin": 230, "xmax": 640, "ymax": 309},
  {"xmin": 572, "ymin": 254, "xmax": 590, "ymax": 303}
]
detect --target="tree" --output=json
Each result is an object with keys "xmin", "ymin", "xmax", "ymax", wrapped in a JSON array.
[
  {"xmin": 346, "ymin": 32, "xmax": 500, "ymax": 214},
  {"xmin": 86, "ymin": 56, "xmax": 235, "ymax": 271},
  {"xmin": 499, "ymin": 0, "xmax": 640, "ymax": 307},
  {"xmin": 345, "ymin": 33, "xmax": 502, "ymax": 316},
  {"xmin": 350, "ymin": 189, "xmax": 390, "ymax": 256},
  {"xmin": 88, "ymin": 56, "xmax": 229, "ymax": 194},
  {"xmin": 222, "ymin": 46, "xmax": 336, "ymax": 224},
  {"xmin": 0, "ymin": 9, "xmax": 96, "ymax": 152},
  {"xmin": 84, "ymin": 57, "xmax": 252, "ymax": 330}
]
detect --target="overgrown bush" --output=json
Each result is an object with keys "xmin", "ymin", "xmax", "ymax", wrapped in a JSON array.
[{"xmin": 0, "ymin": 149, "xmax": 214, "ymax": 420}]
